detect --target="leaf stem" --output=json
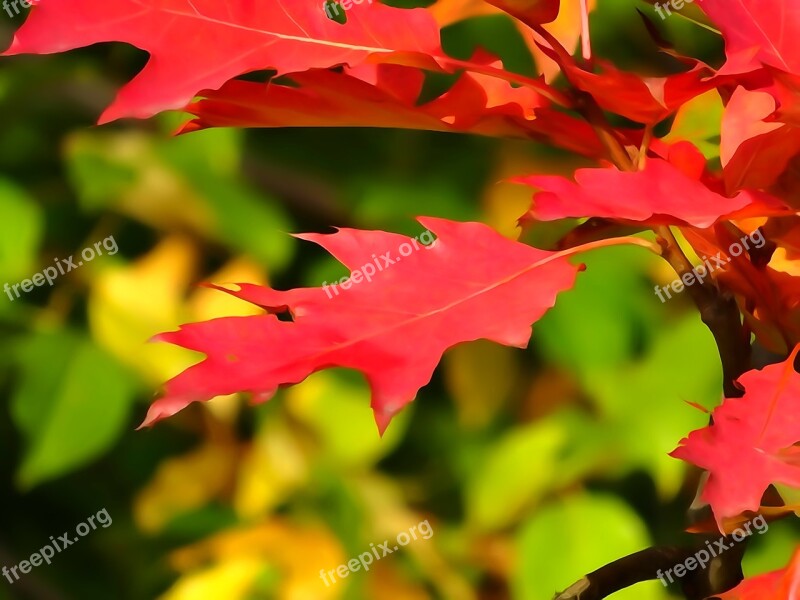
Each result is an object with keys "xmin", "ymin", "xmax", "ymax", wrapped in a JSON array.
[
  {"xmin": 551, "ymin": 234, "xmax": 662, "ymax": 259},
  {"xmin": 654, "ymin": 226, "xmax": 695, "ymax": 274},
  {"xmin": 637, "ymin": 126, "xmax": 653, "ymax": 169},
  {"xmin": 579, "ymin": 0, "xmax": 592, "ymax": 63},
  {"xmin": 573, "ymin": 91, "xmax": 635, "ymax": 170},
  {"xmin": 671, "ymin": 10, "xmax": 722, "ymax": 34}
]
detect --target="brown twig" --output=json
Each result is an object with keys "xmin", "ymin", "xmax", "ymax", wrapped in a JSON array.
[
  {"xmin": 655, "ymin": 226, "xmax": 750, "ymax": 398},
  {"xmin": 554, "ymin": 537, "xmax": 745, "ymax": 600}
]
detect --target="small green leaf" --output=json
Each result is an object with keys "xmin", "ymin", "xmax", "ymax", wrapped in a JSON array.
[
  {"xmin": 665, "ymin": 90, "xmax": 724, "ymax": 160},
  {"xmin": 467, "ymin": 410, "xmax": 612, "ymax": 531},
  {"xmin": 0, "ymin": 179, "xmax": 42, "ymax": 284},
  {"xmin": 514, "ymin": 493, "xmax": 670, "ymax": 600},
  {"xmin": 11, "ymin": 330, "xmax": 138, "ymax": 488}
]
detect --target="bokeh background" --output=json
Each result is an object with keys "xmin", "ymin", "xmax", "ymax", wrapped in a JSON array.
[{"xmin": 1, "ymin": 1, "xmax": 798, "ymax": 599}]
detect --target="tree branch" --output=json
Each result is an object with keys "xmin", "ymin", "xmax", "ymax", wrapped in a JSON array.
[
  {"xmin": 554, "ymin": 536, "xmax": 746, "ymax": 600},
  {"xmin": 655, "ymin": 226, "xmax": 750, "ymax": 398}
]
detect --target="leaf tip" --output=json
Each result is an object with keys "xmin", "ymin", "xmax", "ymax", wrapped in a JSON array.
[
  {"xmin": 684, "ymin": 399, "xmax": 711, "ymax": 414},
  {"xmin": 374, "ymin": 408, "xmax": 395, "ymax": 437}
]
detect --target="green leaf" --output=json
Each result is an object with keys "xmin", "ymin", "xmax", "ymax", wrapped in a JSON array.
[
  {"xmin": 583, "ymin": 316, "xmax": 721, "ymax": 496},
  {"xmin": 466, "ymin": 409, "xmax": 612, "ymax": 531},
  {"xmin": 0, "ymin": 179, "xmax": 42, "ymax": 284},
  {"xmin": 535, "ymin": 245, "xmax": 660, "ymax": 373},
  {"xmin": 65, "ymin": 140, "xmax": 138, "ymax": 211},
  {"xmin": 158, "ymin": 129, "xmax": 295, "ymax": 269},
  {"xmin": 665, "ymin": 90, "xmax": 724, "ymax": 160},
  {"xmin": 65, "ymin": 127, "xmax": 295, "ymax": 270},
  {"xmin": 11, "ymin": 330, "xmax": 138, "ymax": 488},
  {"xmin": 285, "ymin": 369, "xmax": 409, "ymax": 469},
  {"xmin": 740, "ymin": 518, "xmax": 797, "ymax": 578},
  {"xmin": 514, "ymin": 492, "xmax": 670, "ymax": 600}
]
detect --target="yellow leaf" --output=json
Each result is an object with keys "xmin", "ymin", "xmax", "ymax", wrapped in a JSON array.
[
  {"xmin": 166, "ymin": 520, "xmax": 345, "ymax": 600},
  {"xmin": 482, "ymin": 142, "xmax": 588, "ymax": 238},
  {"xmin": 233, "ymin": 418, "xmax": 309, "ymax": 520},
  {"xmin": 134, "ymin": 440, "xmax": 239, "ymax": 533},
  {"xmin": 770, "ymin": 248, "xmax": 800, "ymax": 276},
  {"xmin": 88, "ymin": 235, "xmax": 199, "ymax": 385},
  {"xmin": 187, "ymin": 257, "xmax": 268, "ymax": 321},
  {"xmin": 159, "ymin": 558, "xmax": 266, "ymax": 600},
  {"xmin": 530, "ymin": 0, "xmax": 596, "ymax": 82}
]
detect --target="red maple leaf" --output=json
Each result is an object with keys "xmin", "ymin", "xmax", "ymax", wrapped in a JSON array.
[
  {"xmin": 671, "ymin": 345, "xmax": 800, "ymax": 526},
  {"xmin": 180, "ymin": 63, "xmax": 607, "ymax": 157},
  {"xmin": 721, "ymin": 86, "xmax": 800, "ymax": 193},
  {"xmin": 700, "ymin": 0, "xmax": 800, "ymax": 77},
  {"xmin": 143, "ymin": 217, "xmax": 599, "ymax": 432},
  {"xmin": 2, "ymin": 0, "xmax": 440, "ymax": 122},
  {"xmin": 516, "ymin": 157, "xmax": 790, "ymax": 228},
  {"xmin": 534, "ymin": 42, "xmax": 717, "ymax": 124}
]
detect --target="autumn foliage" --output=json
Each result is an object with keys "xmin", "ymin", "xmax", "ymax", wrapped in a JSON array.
[{"xmin": 6, "ymin": 0, "xmax": 800, "ymax": 596}]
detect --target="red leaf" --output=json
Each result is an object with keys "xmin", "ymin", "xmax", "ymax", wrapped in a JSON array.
[
  {"xmin": 2, "ymin": 0, "xmax": 440, "ymax": 122},
  {"xmin": 180, "ymin": 64, "xmax": 607, "ymax": 157},
  {"xmin": 721, "ymin": 86, "xmax": 800, "ymax": 192},
  {"xmin": 671, "ymin": 345, "xmax": 800, "ymax": 527},
  {"xmin": 700, "ymin": 0, "xmax": 800, "ymax": 76},
  {"xmin": 771, "ymin": 71, "xmax": 800, "ymax": 128},
  {"xmin": 679, "ymin": 222, "xmax": 800, "ymax": 355},
  {"xmin": 516, "ymin": 158, "xmax": 790, "ymax": 228},
  {"xmin": 534, "ymin": 42, "xmax": 715, "ymax": 123},
  {"xmin": 144, "ymin": 218, "xmax": 584, "ymax": 432}
]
